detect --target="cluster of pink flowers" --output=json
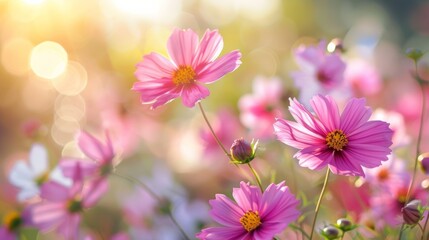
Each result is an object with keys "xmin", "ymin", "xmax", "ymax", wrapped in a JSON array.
[{"xmin": 3, "ymin": 27, "xmax": 428, "ymax": 240}]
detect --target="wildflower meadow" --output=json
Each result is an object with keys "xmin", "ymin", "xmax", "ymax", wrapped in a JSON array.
[{"xmin": 0, "ymin": 1, "xmax": 429, "ymax": 240}]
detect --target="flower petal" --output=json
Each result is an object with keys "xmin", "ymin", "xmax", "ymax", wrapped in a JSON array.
[
  {"xmin": 56, "ymin": 214, "xmax": 81, "ymax": 240},
  {"xmin": 134, "ymin": 52, "xmax": 175, "ymax": 82},
  {"xmin": 9, "ymin": 160, "xmax": 35, "ymax": 188},
  {"xmin": 181, "ymin": 83, "xmax": 210, "ymax": 107},
  {"xmin": 82, "ymin": 178, "xmax": 108, "ymax": 207},
  {"xmin": 294, "ymin": 145, "xmax": 332, "ymax": 170},
  {"xmin": 197, "ymin": 226, "xmax": 246, "ymax": 240},
  {"xmin": 197, "ymin": 50, "xmax": 241, "ymax": 84},
  {"xmin": 274, "ymin": 118, "xmax": 325, "ymax": 150},
  {"xmin": 29, "ymin": 144, "xmax": 48, "ymax": 175},
  {"xmin": 209, "ymin": 194, "xmax": 244, "ymax": 227},
  {"xmin": 167, "ymin": 29, "xmax": 198, "ymax": 66},
  {"xmin": 32, "ymin": 202, "xmax": 67, "ymax": 232},
  {"xmin": 40, "ymin": 181, "xmax": 71, "ymax": 202},
  {"xmin": 232, "ymin": 182, "xmax": 261, "ymax": 212},
  {"xmin": 310, "ymin": 95, "xmax": 340, "ymax": 131},
  {"xmin": 192, "ymin": 29, "xmax": 224, "ymax": 70},
  {"xmin": 288, "ymin": 98, "xmax": 328, "ymax": 134},
  {"xmin": 340, "ymin": 98, "xmax": 372, "ymax": 133},
  {"xmin": 329, "ymin": 152, "xmax": 365, "ymax": 176}
]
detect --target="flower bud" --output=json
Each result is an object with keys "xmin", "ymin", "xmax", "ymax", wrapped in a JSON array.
[
  {"xmin": 327, "ymin": 38, "xmax": 344, "ymax": 53},
  {"xmin": 230, "ymin": 138, "xmax": 258, "ymax": 164},
  {"xmin": 419, "ymin": 153, "xmax": 429, "ymax": 174},
  {"xmin": 406, "ymin": 48, "xmax": 424, "ymax": 62},
  {"xmin": 401, "ymin": 200, "xmax": 422, "ymax": 225},
  {"xmin": 321, "ymin": 225, "xmax": 341, "ymax": 240},
  {"xmin": 336, "ymin": 218, "xmax": 354, "ymax": 232}
]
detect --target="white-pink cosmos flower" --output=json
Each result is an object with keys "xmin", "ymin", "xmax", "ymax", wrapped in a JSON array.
[
  {"xmin": 132, "ymin": 29, "xmax": 242, "ymax": 109},
  {"xmin": 291, "ymin": 41, "xmax": 347, "ymax": 104},
  {"xmin": 8, "ymin": 144, "xmax": 71, "ymax": 202}
]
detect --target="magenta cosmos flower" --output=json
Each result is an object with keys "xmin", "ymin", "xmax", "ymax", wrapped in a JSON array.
[
  {"xmin": 274, "ymin": 95, "xmax": 393, "ymax": 176},
  {"xmin": 196, "ymin": 181, "xmax": 300, "ymax": 240},
  {"xmin": 132, "ymin": 29, "xmax": 242, "ymax": 109}
]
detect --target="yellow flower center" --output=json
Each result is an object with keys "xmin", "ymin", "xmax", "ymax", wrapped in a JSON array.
[
  {"xmin": 35, "ymin": 171, "xmax": 49, "ymax": 186},
  {"xmin": 326, "ymin": 129, "xmax": 348, "ymax": 151},
  {"xmin": 172, "ymin": 66, "xmax": 196, "ymax": 85},
  {"xmin": 240, "ymin": 210, "xmax": 261, "ymax": 232},
  {"xmin": 3, "ymin": 211, "xmax": 21, "ymax": 231}
]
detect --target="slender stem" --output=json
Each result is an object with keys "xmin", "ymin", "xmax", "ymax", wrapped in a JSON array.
[
  {"xmin": 198, "ymin": 102, "xmax": 233, "ymax": 161},
  {"xmin": 405, "ymin": 72, "xmax": 427, "ymax": 203},
  {"xmin": 112, "ymin": 172, "xmax": 191, "ymax": 240},
  {"xmin": 399, "ymin": 223, "xmax": 405, "ymax": 240},
  {"xmin": 340, "ymin": 231, "xmax": 345, "ymax": 240},
  {"xmin": 247, "ymin": 162, "xmax": 263, "ymax": 192},
  {"xmin": 422, "ymin": 211, "xmax": 429, "ymax": 240},
  {"xmin": 309, "ymin": 168, "xmax": 331, "ymax": 240}
]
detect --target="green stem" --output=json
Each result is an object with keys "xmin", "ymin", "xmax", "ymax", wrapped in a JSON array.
[
  {"xmin": 309, "ymin": 168, "xmax": 331, "ymax": 240},
  {"xmin": 198, "ymin": 102, "xmax": 233, "ymax": 161},
  {"xmin": 247, "ymin": 162, "xmax": 263, "ymax": 192},
  {"xmin": 112, "ymin": 172, "xmax": 191, "ymax": 240},
  {"xmin": 405, "ymin": 68, "xmax": 427, "ymax": 203}
]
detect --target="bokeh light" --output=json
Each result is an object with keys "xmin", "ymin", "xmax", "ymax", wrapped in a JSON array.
[
  {"xmin": 1, "ymin": 38, "xmax": 33, "ymax": 76},
  {"xmin": 52, "ymin": 61, "xmax": 88, "ymax": 96},
  {"xmin": 30, "ymin": 41, "xmax": 68, "ymax": 80}
]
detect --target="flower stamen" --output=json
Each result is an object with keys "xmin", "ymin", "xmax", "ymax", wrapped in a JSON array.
[
  {"xmin": 3, "ymin": 211, "xmax": 21, "ymax": 231},
  {"xmin": 240, "ymin": 210, "xmax": 261, "ymax": 232},
  {"xmin": 326, "ymin": 129, "xmax": 348, "ymax": 151},
  {"xmin": 172, "ymin": 66, "xmax": 196, "ymax": 85}
]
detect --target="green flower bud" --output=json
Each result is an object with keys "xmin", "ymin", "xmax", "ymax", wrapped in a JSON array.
[{"xmin": 321, "ymin": 226, "xmax": 341, "ymax": 240}]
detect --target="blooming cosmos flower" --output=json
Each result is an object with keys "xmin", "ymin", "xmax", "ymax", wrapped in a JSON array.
[
  {"xmin": 61, "ymin": 130, "xmax": 116, "ymax": 178},
  {"xmin": 132, "ymin": 28, "xmax": 242, "ymax": 109},
  {"xmin": 291, "ymin": 41, "xmax": 347, "ymax": 104},
  {"xmin": 196, "ymin": 181, "xmax": 300, "ymax": 240},
  {"xmin": 32, "ymin": 162, "xmax": 107, "ymax": 240},
  {"xmin": 274, "ymin": 95, "xmax": 393, "ymax": 176},
  {"xmin": 0, "ymin": 209, "xmax": 31, "ymax": 240},
  {"xmin": 238, "ymin": 76, "xmax": 284, "ymax": 138},
  {"xmin": 9, "ymin": 144, "xmax": 71, "ymax": 202}
]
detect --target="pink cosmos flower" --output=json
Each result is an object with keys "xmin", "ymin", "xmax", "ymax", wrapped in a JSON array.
[
  {"xmin": 132, "ymin": 28, "xmax": 242, "ymax": 109},
  {"xmin": 291, "ymin": 41, "xmax": 347, "ymax": 104},
  {"xmin": 0, "ymin": 209, "xmax": 31, "ymax": 240},
  {"xmin": 60, "ymin": 130, "xmax": 116, "ymax": 180},
  {"xmin": 196, "ymin": 181, "xmax": 300, "ymax": 240},
  {"xmin": 362, "ymin": 155, "xmax": 408, "ymax": 190},
  {"xmin": 274, "ymin": 95, "xmax": 393, "ymax": 176},
  {"xmin": 371, "ymin": 109, "xmax": 410, "ymax": 148},
  {"xmin": 345, "ymin": 59, "xmax": 382, "ymax": 96},
  {"xmin": 32, "ymin": 163, "xmax": 107, "ymax": 240},
  {"xmin": 238, "ymin": 76, "xmax": 284, "ymax": 139},
  {"xmin": 371, "ymin": 177, "xmax": 427, "ymax": 226}
]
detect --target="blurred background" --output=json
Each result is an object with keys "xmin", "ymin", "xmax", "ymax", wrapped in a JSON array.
[{"xmin": 1, "ymin": 0, "xmax": 429, "ymax": 239}]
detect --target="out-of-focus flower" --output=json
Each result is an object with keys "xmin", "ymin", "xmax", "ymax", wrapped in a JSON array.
[
  {"xmin": 345, "ymin": 59, "xmax": 382, "ymax": 96},
  {"xmin": 0, "ymin": 209, "xmax": 31, "ymax": 240},
  {"xmin": 230, "ymin": 138, "xmax": 258, "ymax": 164},
  {"xmin": 401, "ymin": 200, "xmax": 422, "ymax": 225},
  {"xmin": 122, "ymin": 164, "xmax": 209, "ymax": 240},
  {"xmin": 371, "ymin": 109, "xmax": 410, "ymax": 148},
  {"xmin": 371, "ymin": 178, "xmax": 427, "ymax": 226},
  {"xmin": 132, "ymin": 29, "xmax": 242, "ymax": 109},
  {"xmin": 32, "ymin": 163, "xmax": 108, "ymax": 239},
  {"xmin": 61, "ymin": 130, "xmax": 116, "ymax": 178},
  {"xmin": 200, "ymin": 109, "xmax": 242, "ymax": 159},
  {"xmin": 291, "ymin": 42, "xmax": 347, "ymax": 104},
  {"xmin": 336, "ymin": 218, "xmax": 355, "ymax": 232},
  {"xmin": 362, "ymin": 155, "xmax": 408, "ymax": 190},
  {"xmin": 8, "ymin": 144, "xmax": 71, "ymax": 202},
  {"xmin": 197, "ymin": 181, "xmax": 300, "ymax": 240},
  {"xmin": 238, "ymin": 76, "xmax": 284, "ymax": 138},
  {"xmin": 274, "ymin": 95, "xmax": 393, "ymax": 176}
]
